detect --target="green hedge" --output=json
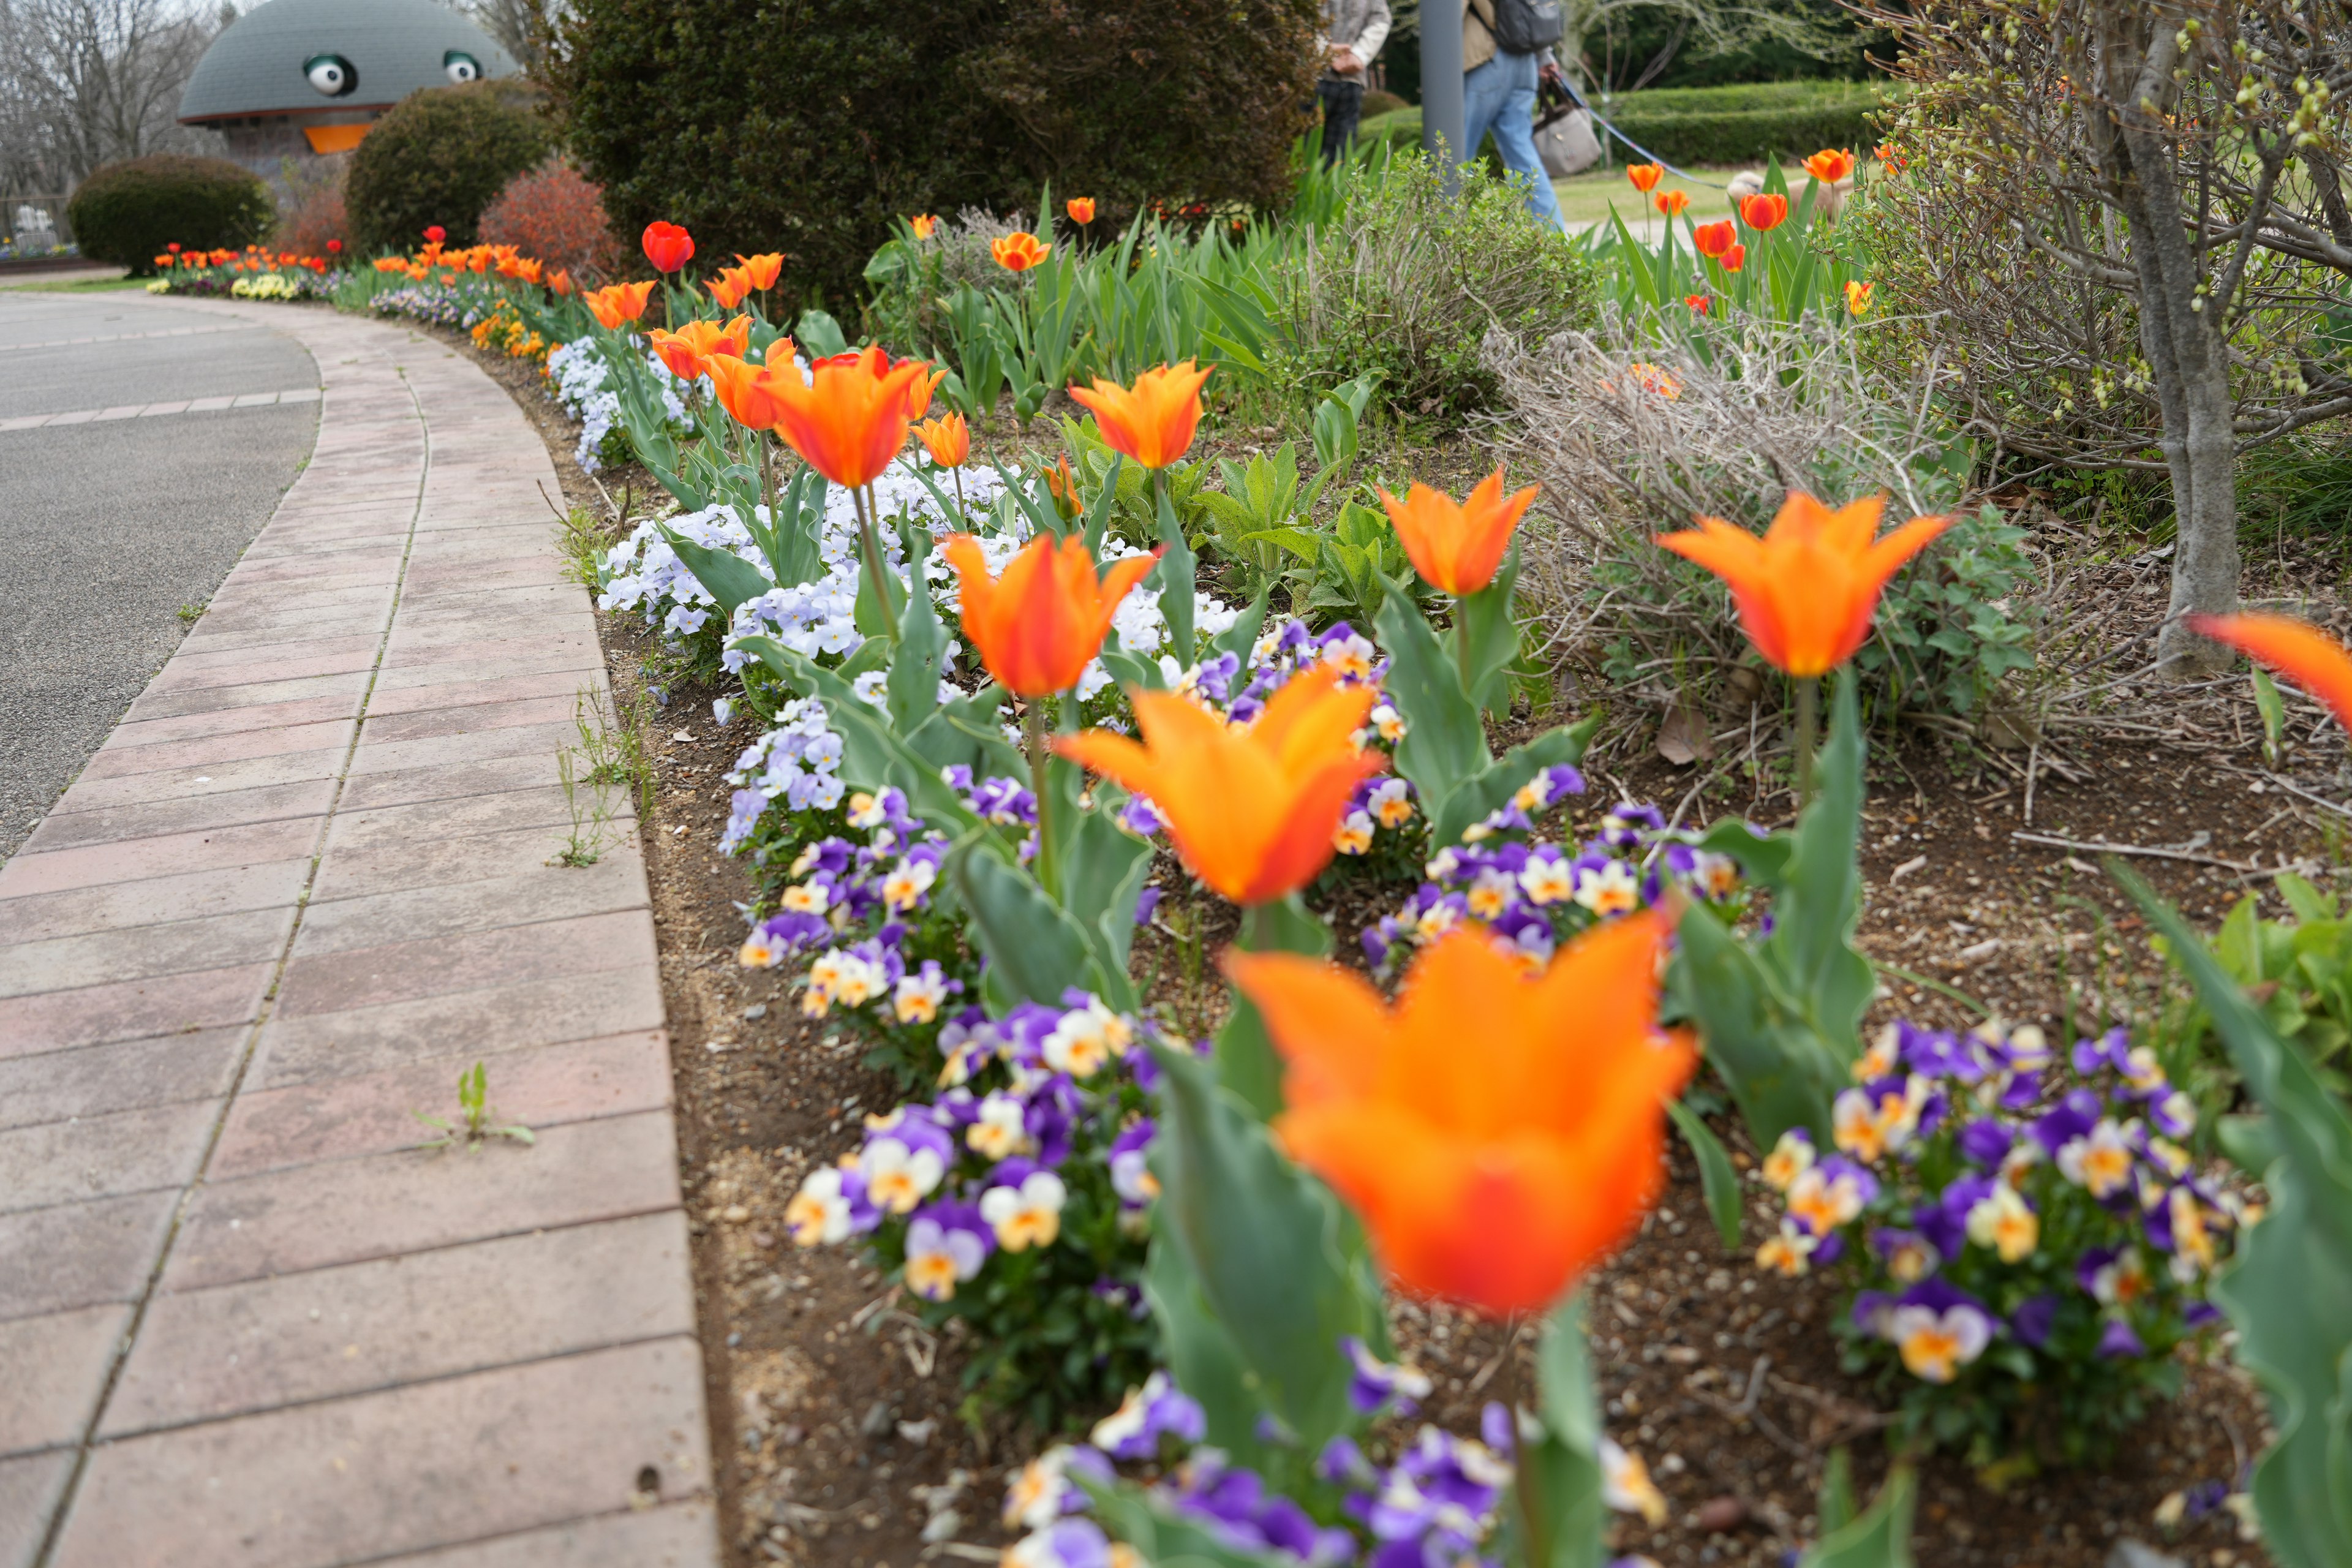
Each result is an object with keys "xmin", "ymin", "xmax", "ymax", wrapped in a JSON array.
[
  {"xmin": 346, "ymin": 80, "xmax": 552, "ymax": 252},
  {"xmin": 67, "ymin": 155, "xmax": 273, "ymax": 274},
  {"xmin": 1357, "ymin": 80, "xmax": 1896, "ymax": 168}
]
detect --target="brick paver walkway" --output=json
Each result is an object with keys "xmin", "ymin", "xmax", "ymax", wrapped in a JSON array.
[{"xmin": 0, "ymin": 301, "xmax": 718, "ymax": 1567}]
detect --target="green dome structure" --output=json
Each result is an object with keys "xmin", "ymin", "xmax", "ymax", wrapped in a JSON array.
[{"xmin": 178, "ymin": 0, "xmax": 516, "ymax": 174}]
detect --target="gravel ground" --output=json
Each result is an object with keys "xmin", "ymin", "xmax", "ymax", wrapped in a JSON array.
[{"xmin": 0, "ymin": 292, "xmax": 320, "ymax": 861}]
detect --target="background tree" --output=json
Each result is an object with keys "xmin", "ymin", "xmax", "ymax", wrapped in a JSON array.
[
  {"xmin": 0, "ymin": 0, "xmax": 224, "ymax": 195},
  {"xmin": 1863, "ymin": 0, "xmax": 2352, "ymax": 673}
]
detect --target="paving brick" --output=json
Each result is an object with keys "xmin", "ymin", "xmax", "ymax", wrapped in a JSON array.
[
  {"xmin": 164, "ymin": 1110, "xmax": 679, "ymax": 1291},
  {"xmin": 306, "ymin": 820, "xmax": 622, "ymax": 904},
  {"xmin": 97, "ymin": 691, "xmax": 363, "ymax": 752},
  {"xmin": 0, "ymin": 1303, "xmax": 129, "ymax": 1455},
  {"xmin": 0, "ymin": 962, "xmax": 273, "ymax": 1057},
  {"xmin": 0, "ymin": 817, "xmax": 320, "ymax": 900},
  {"xmin": 164, "ymin": 633, "xmax": 382, "ymax": 674},
  {"xmin": 52, "ymin": 1338, "xmax": 710, "ymax": 1568},
  {"xmin": 105, "ymin": 1211, "xmax": 693, "ymax": 1436},
  {"xmin": 293, "ymin": 856, "xmax": 646, "ymax": 958},
  {"xmin": 0, "ymin": 860, "xmax": 310, "ymax": 946},
  {"xmin": 59, "ymin": 745, "xmax": 346, "ymax": 811},
  {"xmin": 369, "ymin": 649, "xmax": 605, "ymax": 694},
  {"xmin": 148, "ymin": 641, "xmax": 380, "ymax": 692},
  {"xmin": 23, "ymin": 778, "xmax": 337, "ymax": 855},
  {"xmin": 0, "ymin": 1029, "xmax": 244, "ymax": 1131},
  {"xmin": 0, "ymin": 1189, "xmax": 176, "ymax": 1320},
  {"xmin": 274, "ymin": 910, "xmax": 655, "ymax": 1019},
  {"xmin": 0, "ymin": 907, "xmax": 292, "ymax": 999},
  {"xmin": 0, "ymin": 1450, "xmax": 74, "ymax": 1568},
  {"xmin": 123, "ymin": 669, "xmax": 374, "ymax": 725},
  {"xmin": 358, "ymin": 668, "xmax": 603, "ymax": 718},
  {"xmin": 369, "ymin": 1502, "xmax": 718, "ymax": 1567},
  {"xmin": 342, "ymin": 720, "xmax": 581, "ymax": 780},
  {"xmin": 0, "ymin": 1099, "xmax": 221, "ymax": 1213},
  {"xmin": 331, "ymin": 756, "xmax": 603, "ymax": 815},
  {"xmin": 213, "ymin": 1030, "xmax": 668, "ymax": 1177}
]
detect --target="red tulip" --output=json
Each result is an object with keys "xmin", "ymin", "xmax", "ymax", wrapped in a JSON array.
[
  {"xmin": 643, "ymin": 220, "xmax": 695, "ymax": 273},
  {"xmin": 1740, "ymin": 193, "xmax": 1789, "ymax": 232},
  {"xmin": 423, "ymin": 225, "xmax": 445, "ymax": 244},
  {"xmin": 1692, "ymin": 221, "xmax": 1735, "ymax": 258}
]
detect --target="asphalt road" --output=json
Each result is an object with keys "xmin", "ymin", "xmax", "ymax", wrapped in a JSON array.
[{"xmin": 0, "ymin": 290, "xmax": 322, "ymax": 862}]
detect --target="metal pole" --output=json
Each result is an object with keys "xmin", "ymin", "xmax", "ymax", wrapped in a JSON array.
[{"xmin": 1420, "ymin": 0, "xmax": 1465, "ymax": 193}]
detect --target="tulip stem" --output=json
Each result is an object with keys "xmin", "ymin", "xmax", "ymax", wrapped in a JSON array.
[
  {"xmin": 1454, "ymin": 602, "xmax": 1474, "ymax": 703},
  {"xmin": 1497, "ymin": 1322, "xmax": 1550, "ymax": 1568},
  {"xmin": 951, "ymin": 466, "xmax": 967, "ymax": 524},
  {"xmin": 853, "ymin": 485, "xmax": 900, "ymax": 641},
  {"xmin": 1793, "ymin": 676, "xmax": 1819, "ymax": 812},
  {"xmin": 1026, "ymin": 698, "xmax": 1058, "ymax": 900}
]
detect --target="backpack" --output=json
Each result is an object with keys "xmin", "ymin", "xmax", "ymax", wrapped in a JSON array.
[{"xmin": 1490, "ymin": 0, "xmax": 1564, "ymax": 56}]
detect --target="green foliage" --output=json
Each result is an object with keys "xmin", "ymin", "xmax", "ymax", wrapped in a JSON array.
[
  {"xmin": 1596, "ymin": 80, "xmax": 1900, "ymax": 165},
  {"xmin": 1275, "ymin": 154, "xmax": 1602, "ymax": 423},
  {"xmin": 556, "ymin": 0, "xmax": 1318, "ymax": 309},
  {"xmin": 346, "ymin": 80, "xmax": 554, "ymax": 252},
  {"xmin": 412, "ymin": 1061, "xmax": 535, "ymax": 1148},
  {"xmin": 67, "ymin": 154, "xmax": 273, "ymax": 274},
  {"xmin": 1667, "ymin": 674, "xmax": 1871, "ymax": 1148},
  {"xmin": 2153, "ymin": 875, "xmax": 2352, "ymax": 1131},
  {"xmin": 1852, "ymin": 503, "xmax": 2036, "ymax": 718},
  {"xmin": 1801, "ymin": 1455, "xmax": 1917, "ymax": 1568},
  {"xmin": 2120, "ymin": 864, "xmax": 2352, "ymax": 1568},
  {"xmin": 1500, "ymin": 1297, "xmax": 1608, "ymax": 1568},
  {"xmin": 1578, "ymin": 158, "xmax": 1864, "ymax": 327}
]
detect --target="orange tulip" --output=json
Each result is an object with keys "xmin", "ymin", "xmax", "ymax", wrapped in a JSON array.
[
  {"xmin": 905, "ymin": 365, "xmax": 949, "ymax": 420},
  {"xmin": 992, "ymin": 232, "xmax": 1050, "ymax": 272},
  {"xmin": 642, "ymin": 220, "xmax": 695, "ymax": 273},
  {"xmin": 1043, "ymin": 456, "xmax": 1084, "ymax": 520},
  {"xmin": 1721, "ymin": 242, "xmax": 1746, "ymax": 273},
  {"xmin": 707, "ymin": 267, "xmax": 750, "ymax": 309},
  {"xmin": 1378, "ymin": 468, "xmax": 1541, "ymax": 597},
  {"xmin": 1067, "ymin": 197, "xmax": 1097, "ymax": 224},
  {"xmin": 942, "ymin": 533, "xmax": 1162, "ymax": 698},
  {"xmin": 1226, "ymin": 911, "xmax": 1697, "ymax": 1317},
  {"xmin": 1845, "ymin": 279, "xmax": 1874, "ymax": 317},
  {"xmin": 584, "ymin": 280, "xmax": 656, "ymax": 330},
  {"xmin": 1803, "ymin": 148, "xmax": 1856, "ymax": 184},
  {"xmin": 918, "ymin": 412, "xmax": 970, "ymax": 468},
  {"xmin": 548, "ymin": 268, "xmax": 573, "ymax": 296},
  {"xmin": 648, "ymin": 314, "xmax": 753, "ymax": 382},
  {"xmin": 1685, "ymin": 293, "xmax": 1711, "ymax": 314},
  {"xmin": 1656, "ymin": 491, "xmax": 1950, "ymax": 677},
  {"xmin": 707, "ymin": 350, "xmax": 796, "ymax": 431},
  {"xmin": 910, "ymin": 214, "xmax": 940, "ymax": 240},
  {"xmin": 735, "ymin": 252, "xmax": 783, "ymax": 290},
  {"xmin": 1057, "ymin": 666, "xmax": 1383, "ymax": 905},
  {"xmin": 2186, "ymin": 613, "xmax": 2352, "ymax": 730},
  {"xmin": 1692, "ymin": 219, "xmax": 1735, "ymax": 258},
  {"xmin": 765, "ymin": 345, "xmax": 930, "ymax": 489},
  {"xmin": 1068, "ymin": 361, "xmax": 1211, "ymax": 470},
  {"xmin": 1741, "ymin": 192, "xmax": 1790, "ymax": 231},
  {"xmin": 1627, "ymin": 163, "xmax": 1664, "ymax": 193},
  {"xmin": 1656, "ymin": 189, "xmax": 1691, "ymax": 217}
]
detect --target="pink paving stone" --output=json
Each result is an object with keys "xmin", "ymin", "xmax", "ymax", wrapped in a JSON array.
[
  {"xmin": 162, "ymin": 1108, "xmax": 679, "ymax": 1292},
  {"xmin": 103, "ymin": 1211, "xmax": 693, "ymax": 1435},
  {"xmin": 163, "ymin": 632, "xmax": 382, "ymax": 674},
  {"xmin": 55, "ymin": 745, "xmax": 347, "ymax": 814},
  {"xmin": 0, "ymin": 1028, "xmax": 244, "ymax": 1131},
  {"xmin": 211, "ymin": 1030, "xmax": 668, "ymax": 1178},
  {"xmin": 385, "ymin": 614, "xmax": 596, "ymax": 654},
  {"xmin": 0, "ymin": 1099, "xmax": 222, "ymax": 1212},
  {"xmin": 0, "ymin": 860, "xmax": 310, "ymax": 946},
  {"xmin": 0, "ymin": 816, "xmax": 320, "ymax": 899},
  {"xmin": 52, "ymin": 1337, "xmax": 712, "ymax": 1568},
  {"xmin": 368, "ymin": 1502, "xmax": 718, "ymax": 1567},
  {"xmin": 334, "ymin": 756, "xmax": 614, "ymax": 815},
  {"xmin": 274, "ymin": 909, "xmax": 655, "ymax": 1019},
  {"xmin": 316, "ymin": 785, "xmax": 593, "ymax": 856},
  {"xmin": 21, "ymin": 778, "xmax": 338, "ymax": 854},
  {"xmin": 0, "ymin": 1189, "xmax": 177, "ymax": 1319},
  {"xmin": 77, "ymin": 720, "xmax": 352, "ymax": 782},
  {"xmin": 0, "ymin": 1450, "xmax": 74, "ymax": 1568},
  {"xmin": 145, "ymin": 644, "xmax": 380, "ymax": 695},
  {"xmin": 341, "ymin": 721, "xmax": 586, "ymax": 780},
  {"xmin": 0, "ymin": 962, "xmax": 273, "ymax": 1058},
  {"xmin": 0, "ymin": 905, "xmax": 294, "ymax": 1000},
  {"xmin": 96, "ymin": 690, "xmax": 364, "ymax": 751},
  {"xmin": 124, "ymin": 669, "xmax": 374, "ymax": 724},
  {"xmin": 304, "ymin": 823, "xmax": 620, "ymax": 909},
  {"xmin": 0, "ymin": 1303, "xmax": 130, "ymax": 1454},
  {"xmin": 357, "ymin": 667, "xmax": 604, "ymax": 718},
  {"xmin": 291, "ymin": 854, "xmax": 646, "ymax": 958}
]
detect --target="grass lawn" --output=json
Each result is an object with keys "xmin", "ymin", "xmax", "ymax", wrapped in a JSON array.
[{"xmin": 0, "ymin": 271, "xmax": 139, "ymax": 292}]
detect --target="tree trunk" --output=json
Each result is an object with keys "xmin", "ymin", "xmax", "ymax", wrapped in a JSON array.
[{"xmin": 2078, "ymin": 6, "xmax": 2241, "ymax": 674}]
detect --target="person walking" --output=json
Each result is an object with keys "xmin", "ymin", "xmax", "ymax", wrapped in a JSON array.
[
  {"xmin": 1461, "ymin": 0, "xmax": 1569, "ymax": 230},
  {"xmin": 1316, "ymin": 0, "xmax": 1391, "ymax": 165}
]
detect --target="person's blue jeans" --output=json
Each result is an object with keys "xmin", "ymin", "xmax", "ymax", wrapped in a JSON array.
[{"xmin": 1463, "ymin": 50, "xmax": 1566, "ymax": 231}]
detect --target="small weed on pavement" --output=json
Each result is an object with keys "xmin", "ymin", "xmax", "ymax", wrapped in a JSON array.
[{"xmin": 412, "ymin": 1061, "xmax": 535, "ymax": 1150}]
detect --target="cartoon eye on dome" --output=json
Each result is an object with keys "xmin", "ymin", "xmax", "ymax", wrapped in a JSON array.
[
  {"xmin": 304, "ymin": 54, "xmax": 356, "ymax": 96},
  {"xmin": 443, "ymin": 50, "xmax": 481, "ymax": 83}
]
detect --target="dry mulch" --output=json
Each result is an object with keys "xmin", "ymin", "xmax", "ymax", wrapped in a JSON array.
[{"xmin": 450, "ymin": 326, "xmax": 2303, "ymax": 1568}]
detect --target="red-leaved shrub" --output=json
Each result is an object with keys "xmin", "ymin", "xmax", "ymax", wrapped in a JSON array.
[
  {"xmin": 273, "ymin": 166, "xmax": 349, "ymax": 257},
  {"xmin": 480, "ymin": 159, "xmax": 627, "ymax": 282}
]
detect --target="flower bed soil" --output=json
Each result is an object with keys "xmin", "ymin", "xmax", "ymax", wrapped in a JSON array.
[{"xmin": 456, "ymin": 327, "xmax": 2295, "ymax": 1568}]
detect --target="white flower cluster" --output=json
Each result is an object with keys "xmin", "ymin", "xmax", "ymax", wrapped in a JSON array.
[
  {"xmin": 728, "ymin": 698, "xmax": 848, "ymax": 815},
  {"xmin": 546, "ymin": 339, "xmax": 620, "ymax": 472}
]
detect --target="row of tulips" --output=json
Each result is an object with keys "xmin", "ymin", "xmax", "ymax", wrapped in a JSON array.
[{"xmin": 541, "ymin": 209, "xmax": 2350, "ymax": 1566}]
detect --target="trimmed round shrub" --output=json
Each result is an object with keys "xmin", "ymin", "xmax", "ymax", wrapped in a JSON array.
[
  {"xmin": 68, "ymin": 155, "xmax": 273, "ymax": 274},
  {"xmin": 552, "ymin": 0, "xmax": 1318, "ymax": 306},
  {"xmin": 1597, "ymin": 80, "xmax": 1897, "ymax": 166},
  {"xmin": 345, "ymin": 79, "xmax": 552, "ymax": 253},
  {"xmin": 479, "ymin": 159, "xmax": 626, "ymax": 280}
]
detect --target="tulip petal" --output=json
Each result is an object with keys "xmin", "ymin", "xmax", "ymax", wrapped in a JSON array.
[{"xmin": 2190, "ymin": 611, "xmax": 2352, "ymax": 731}]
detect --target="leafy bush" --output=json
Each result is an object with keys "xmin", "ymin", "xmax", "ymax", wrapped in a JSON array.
[
  {"xmin": 271, "ymin": 164, "xmax": 348, "ymax": 257},
  {"xmin": 346, "ymin": 80, "xmax": 552, "ymax": 253},
  {"xmin": 1753, "ymin": 1019, "xmax": 2237, "ymax": 1470},
  {"xmin": 67, "ymin": 154, "xmax": 273, "ymax": 274},
  {"xmin": 552, "ymin": 0, "xmax": 1319, "ymax": 307},
  {"xmin": 1272, "ymin": 153, "xmax": 1601, "ymax": 422},
  {"xmin": 1597, "ymin": 80, "xmax": 1897, "ymax": 165},
  {"xmin": 1488, "ymin": 317, "xmax": 2038, "ymax": 725},
  {"xmin": 480, "ymin": 159, "xmax": 625, "ymax": 281}
]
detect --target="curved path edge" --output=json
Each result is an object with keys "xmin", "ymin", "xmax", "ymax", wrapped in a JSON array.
[{"xmin": 0, "ymin": 298, "xmax": 717, "ymax": 1568}]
